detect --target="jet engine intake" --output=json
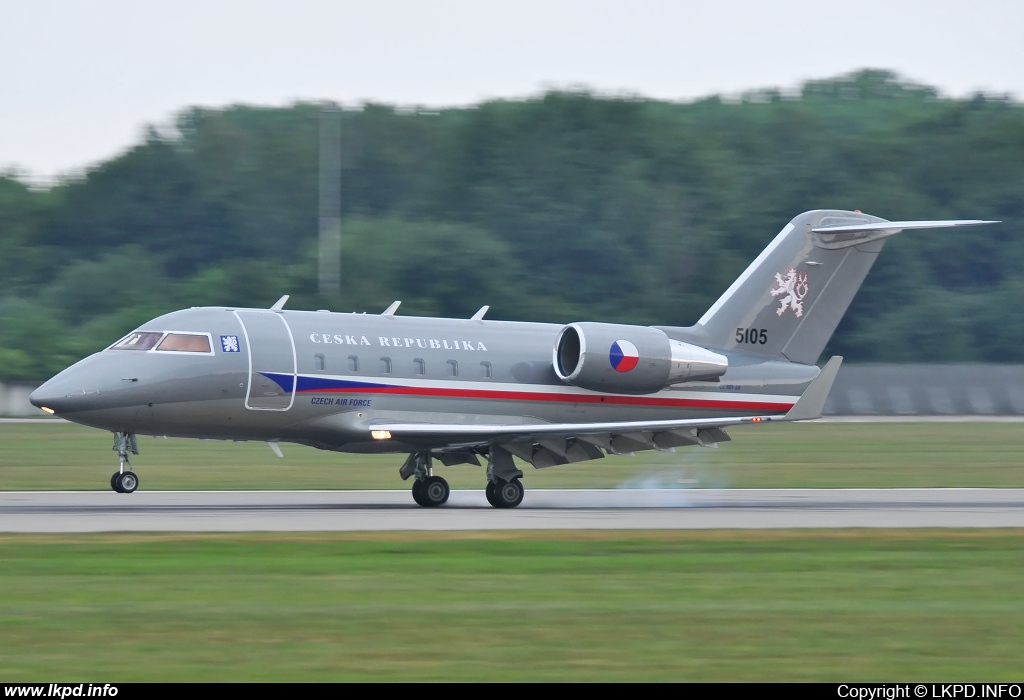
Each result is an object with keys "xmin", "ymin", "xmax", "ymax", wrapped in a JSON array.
[{"xmin": 553, "ymin": 322, "xmax": 727, "ymax": 394}]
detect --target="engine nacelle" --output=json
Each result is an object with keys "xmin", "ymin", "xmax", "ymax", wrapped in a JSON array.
[{"xmin": 553, "ymin": 322, "xmax": 728, "ymax": 394}]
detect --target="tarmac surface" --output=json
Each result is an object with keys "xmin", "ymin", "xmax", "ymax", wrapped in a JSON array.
[{"xmin": 2, "ymin": 488, "xmax": 1023, "ymax": 532}]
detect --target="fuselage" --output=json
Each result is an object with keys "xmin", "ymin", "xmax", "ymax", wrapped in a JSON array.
[{"xmin": 30, "ymin": 306, "xmax": 819, "ymax": 452}]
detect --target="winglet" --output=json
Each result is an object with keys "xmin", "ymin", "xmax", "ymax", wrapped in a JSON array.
[{"xmin": 784, "ymin": 356, "xmax": 842, "ymax": 421}]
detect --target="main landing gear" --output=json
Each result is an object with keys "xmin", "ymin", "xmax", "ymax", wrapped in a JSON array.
[
  {"xmin": 400, "ymin": 452, "xmax": 450, "ymax": 507},
  {"xmin": 485, "ymin": 478, "xmax": 524, "ymax": 509},
  {"xmin": 400, "ymin": 447, "xmax": 526, "ymax": 509},
  {"xmin": 485, "ymin": 446, "xmax": 524, "ymax": 509},
  {"xmin": 110, "ymin": 432, "xmax": 140, "ymax": 494}
]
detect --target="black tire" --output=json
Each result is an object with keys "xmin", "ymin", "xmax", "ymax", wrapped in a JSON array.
[
  {"xmin": 411, "ymin": 478, "xmax": 427, "ymax": 507},
  {"xmin": 494, "ymin": 478, "xmax": 524, "ymax": 509},
  {"xmin": 485, "ymin": 480, "xmax": 498, "ymax": 507},
  {"xmin": 421, "ymin": 476, "xmax": 450, "ymax": 507},
  {"xmin": 110, "ymin": 472, "xmax": 122, "ymax": 493},
  {"xmin": 116, "ymin": 471, "xmax": 139, "ymax": 494}
]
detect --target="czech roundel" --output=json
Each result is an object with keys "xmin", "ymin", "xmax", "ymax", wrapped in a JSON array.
[{"xmin": 609, "ymin": 340, "xmax": 640, "ymax": 372}]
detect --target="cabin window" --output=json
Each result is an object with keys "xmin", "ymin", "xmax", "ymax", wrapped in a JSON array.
[
  {"xmin": 156, "ymin": 333, "xmax": 213, "ymax": 353},
  {"xmin": 347, "ymin": 355, "xmax": 359, "ymax": 372},
  {"xmin": 480, "ymin": 361, "xmax": 493, "ymax": 379},
  {"xmin": 446, "ymin": 359, "xmax": 458, "ymax": 377},
  {"xmin": 380, "ymin": 357, "xmax": 392, "ymax": 374},
  {"xmin": 110, "ymin": 331, "xmax": 163, "ymax": 351},
  {"xmin": 413, "ymin": 358, "xmax": 425, "ymax": 375},
  {"xmin": 314, "ymin": 354, "xmax": 326, "ymax": 371}
]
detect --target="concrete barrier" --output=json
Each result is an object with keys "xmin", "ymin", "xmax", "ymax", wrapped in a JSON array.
[
  {"xmin": 824, "ymin": 364, "xmax": 1024, "ymax": 415},
  {"xmin": 0, "ymin": 382, "xmax": 39, "ymax": 417}
]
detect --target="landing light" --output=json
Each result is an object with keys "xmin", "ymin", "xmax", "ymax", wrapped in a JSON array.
[
  {"xmin": 40, "ymin": 406, "xmax": 55, "ymax": 415},
  {"xmin": 371, "ymin": 430, "xmax": 392, "ymax": 440}
]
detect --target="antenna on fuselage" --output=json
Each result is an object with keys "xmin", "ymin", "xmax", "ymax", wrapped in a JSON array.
[
  {"xmin": 470, "ymin": 305, "xmax": 489, "ymax": 320},
  {"xmin": 270, "ymin": 295, "xmax": 290, "ymax": 311},
  {"xmin": 382, "ymin": 301, "xmax": 401, "ymax": 316}
]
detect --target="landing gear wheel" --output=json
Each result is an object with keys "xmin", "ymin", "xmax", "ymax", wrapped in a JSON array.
[
  {"xmin": 411, "ymin": 478, "xmax": 427, "ymax": 506},
  {"xmin": 417, "ymin": 476, "xmax": 450, "ymax": 507},
  {"xmin": 485, "ymin": 480, "xmax": 499, "ymax": 507},
  {"xmin": 491, "ymin": 478, "xmax": 524, "ymax": 509},
  {"xmin": 114, "ymin": 471, "xmax": 139, "ymax": 494},
  {"xmin": 110, "ymin": 432, "xmax": 140, "ymax": 493}
]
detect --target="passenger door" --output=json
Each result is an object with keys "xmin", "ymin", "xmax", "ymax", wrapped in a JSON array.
[{"xmin": 234, "ymin": 310, "xmax": 297, "ymax": 411}]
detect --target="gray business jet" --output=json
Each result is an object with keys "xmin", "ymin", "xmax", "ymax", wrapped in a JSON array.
[{"xmin": 30, "ymin": 210, "xmax": 995, "ymax": 508}]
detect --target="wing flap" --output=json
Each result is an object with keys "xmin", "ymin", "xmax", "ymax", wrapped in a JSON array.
[{"xmin": 371, "ymin": 413, "xmax": 767, "ymax": 468}]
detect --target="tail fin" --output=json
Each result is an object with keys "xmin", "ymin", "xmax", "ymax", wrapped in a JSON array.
[{"xmin": 686, "ymin": 210, "xmax": 996, "ymax": 365}]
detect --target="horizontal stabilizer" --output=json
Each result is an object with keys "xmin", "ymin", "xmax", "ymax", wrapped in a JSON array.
[
  {"xmin": 783, "ymin": 356, "xmax": 842, "ymax": 421},
  {"xmin": 811, "ymin": 219, "xmax": 998, "ymax": 234},
  {"xmin": 810, "ymin": 218, "xmax": 1000, "ymax": 251}
]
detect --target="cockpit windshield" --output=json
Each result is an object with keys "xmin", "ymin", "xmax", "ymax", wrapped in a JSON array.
[
  {"xmin": 157, "ymin": 333, "xmax": 212, "ymax": 353},
  {"xmin": 110, "ymin": 332, "xmax": 163, "ymax": 351},
  {"xmin": 109, "ymin": 331, "xmax": 213, "ymax": 354}
]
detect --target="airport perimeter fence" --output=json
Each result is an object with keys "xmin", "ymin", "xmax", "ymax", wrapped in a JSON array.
[{"xmin": 4, "ymin": 365, "xmax": 1024, "ymax": 417}]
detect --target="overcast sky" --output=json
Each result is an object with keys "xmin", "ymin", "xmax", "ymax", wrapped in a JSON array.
[{"xmin": 3, "ymin": 0, "xmax": 1022, "ymax": 183}]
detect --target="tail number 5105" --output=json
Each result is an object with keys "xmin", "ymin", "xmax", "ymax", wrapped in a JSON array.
[{"xmin": 736, "ymin": 327, "xmax": 768, "ymax": 345}]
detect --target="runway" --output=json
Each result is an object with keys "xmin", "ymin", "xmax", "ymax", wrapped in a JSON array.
[{"xmin": 2, "ymin": 488, "xmax": 1023, "ymax": 531}]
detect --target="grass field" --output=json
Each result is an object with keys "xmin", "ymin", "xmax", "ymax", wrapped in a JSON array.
[
  {"xmin": 1, "ymin": 531, "xmax": 1022, "ymax": 681},
  {"xmin": 2, "ymin": 421, "xmax": 1023, "ymax": 681},
  {"xmin": 3, "ymin": 419, "xmax": 1024, "ymax": 491}
]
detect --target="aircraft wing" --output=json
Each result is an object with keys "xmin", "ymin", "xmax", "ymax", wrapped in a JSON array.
[
  {"xmin": 372, "ymin": 413, "xmax": 773, "ymax": 439},
  {"xmin": 370, "ymin": 413, "xmax": 758, "ymax": 467},
  {"xmin": 368, "ymin": 357, "xmax": 842, "ymax": 467},
  {"xmin": 371, "ymin": 412, "xmax": 771, "ymax": 446}
]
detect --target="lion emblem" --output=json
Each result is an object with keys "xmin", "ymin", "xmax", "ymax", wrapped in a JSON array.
[{"xmin": 770, "ymin": 269, "xmax": 809, "ymax": 317}]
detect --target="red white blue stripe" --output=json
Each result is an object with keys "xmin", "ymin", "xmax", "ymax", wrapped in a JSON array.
[{"xmin": 259, "ymin": 373, "xmax": 796, "ymax": 412}]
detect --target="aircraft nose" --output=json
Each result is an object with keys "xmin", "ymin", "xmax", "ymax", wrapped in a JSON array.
[
  {"xmin": 30, "ymin": 377, "xmax": 83, "ymax": 415},
  {"xmin": 29, "ymin": 356, "xmax": 114, "ymax": 416},
  {"xmin": 28, "ymin": 385, "xmax": 47, "ymax": 410},
  {"xmin": 28, "ymin": 351, "xmax": 156, "ymax": 432}
]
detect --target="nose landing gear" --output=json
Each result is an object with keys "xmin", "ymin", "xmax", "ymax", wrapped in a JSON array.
[{"xmin": 110, "ymin": 432, "xmax": 139, "ymax": 494}]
